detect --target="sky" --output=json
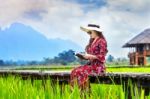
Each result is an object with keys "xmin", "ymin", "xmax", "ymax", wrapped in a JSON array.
[{"xmin": 0, "ymin": 0, "xmax": 150, "ymax": 59}]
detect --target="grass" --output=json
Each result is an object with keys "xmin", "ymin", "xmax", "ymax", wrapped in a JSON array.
[
  {"xmin": 0, "ymin": 76, "xmax": 150, "ymax": 99},
  {"xmin": 107, "ymin": 67, "xmax": 150, "ymax": 73},
  {"xmin": 4, "ymin": 65, "xmax": 150, "ymax": 73},
  {"xmin": 0, "ymin": 65, "xmax": 150, "ymax": 98},
  {"xmin": 1, "ymin": 65, "xmax": 150, "ymax": 99}
]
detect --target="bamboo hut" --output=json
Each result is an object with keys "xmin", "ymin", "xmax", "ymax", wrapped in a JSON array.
[{"xmin": 123, "ymin": 28, "xmax": 150, "ymax": 66}]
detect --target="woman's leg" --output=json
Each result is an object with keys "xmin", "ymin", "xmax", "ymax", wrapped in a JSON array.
[
  {"xmin": 70, "ymin": 65, "xmax": 91, "ymax": 91},
  {"xmin": 80, "ymin": 77, "xmax": 91, "ymax": 94},
  {"xmin": 70, "ymin": 66, "xmax": 81, "ymax": 90}
]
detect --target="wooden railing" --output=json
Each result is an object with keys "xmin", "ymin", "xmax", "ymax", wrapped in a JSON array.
[{"xmin": 129, "ymin": 50, "xmax": 150, "ymax": 57}]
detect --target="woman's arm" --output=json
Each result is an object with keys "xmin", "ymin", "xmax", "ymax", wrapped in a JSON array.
[
  {"xmin": 94, "ymin": 40, "xmax": 107, "ymax": 63},
  {"xmin": 83, "ymin": 54, "xmax": 98, "ymax": 60},
  {"xmin": 84, "ymin": 39, "xmax": 107, "ymax": 63}
]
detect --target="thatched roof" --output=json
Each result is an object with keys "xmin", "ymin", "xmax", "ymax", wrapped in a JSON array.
[{"xmin": 123, "ymin": 28, "xmax": 150, "ymax": 47}]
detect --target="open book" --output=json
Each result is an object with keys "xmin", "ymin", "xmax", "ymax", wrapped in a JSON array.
[{"xmin": 75, "ymin": 53, "xmax": 87, "ymax": 60}]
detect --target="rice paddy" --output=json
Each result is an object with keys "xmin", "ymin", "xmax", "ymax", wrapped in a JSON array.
[
  {"xmin": 9, "ymin": 65, "xmax": 150, "ymax": 73},
  {"xmin": 0, "ymin": 65, "xmax": 150, "ymax": 99},
  {"xmin": 0, "ymin": 76, "xmax": 149, "ymax": 99}
]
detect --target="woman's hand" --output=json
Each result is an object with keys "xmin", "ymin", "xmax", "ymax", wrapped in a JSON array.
[
  {"xmin": 75, "ymin": 53, "xmax": 86, "ymax": 60},
  {"xmin": 83, "ymin": 54, "xmax": 97, "ymax": 60}
]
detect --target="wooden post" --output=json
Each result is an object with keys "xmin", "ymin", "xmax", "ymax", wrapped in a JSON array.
[
  {"xmin": 128, "ymin": 53, "xmax": 132, "ymax": 65},
  {"xmin": 129, "ymin": 52, "xmax": 136, "ymax": 65},
  {"xmin": 135, "ymin": 52, "xmax": 138, "ymax": 65},
  {"xmin": 143, "ymin": 50, "xmax": 147, "ymax": 65}
]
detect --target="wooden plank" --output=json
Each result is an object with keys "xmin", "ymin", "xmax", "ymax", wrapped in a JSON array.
[
  {"xmin": 1, "ymin": 70, "xmax": 150, "ymax": 79},
  {"xmin": 0, "ymin": 70, "xmax": 150, "ymax": 85},
  {"xmin": 0, "ymin": 70, "xmax": 150, "ymax": 84}
]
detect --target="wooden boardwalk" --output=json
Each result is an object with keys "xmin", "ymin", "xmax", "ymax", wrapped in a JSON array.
[{"xmin": 0, "ymin": 70, "xmax": 150, "ymax": 85}]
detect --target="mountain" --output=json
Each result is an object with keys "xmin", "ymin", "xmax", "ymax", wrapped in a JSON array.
[{"xmin": 0, "ymin": 23, "xmax": 83, "ymax": 61}]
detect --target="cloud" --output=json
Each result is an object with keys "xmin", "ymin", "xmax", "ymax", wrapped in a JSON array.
[
  {"xmin": 106, "ymin": 0, "xmax": 150, "ymax": 13},
  {"xmin": 23, "ymin": 9, "xmax": 47, "ymax": 20},
  {"xmin": 0, "ymin": 0, "xmax": 150, "ymax": 58},
  {"xmin": 0, "ymin": 0, "xmax": 46, "ymax": 28}
]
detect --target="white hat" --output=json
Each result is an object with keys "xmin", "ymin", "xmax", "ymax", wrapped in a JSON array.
[{"xmin": 80, "ymin": 24, "xmax": 102, "ymax": 33}]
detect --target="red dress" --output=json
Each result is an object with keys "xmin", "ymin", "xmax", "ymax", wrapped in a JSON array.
[{"xmin": 70, "ymin": 37, "xmax": 108, "ymax": 87}]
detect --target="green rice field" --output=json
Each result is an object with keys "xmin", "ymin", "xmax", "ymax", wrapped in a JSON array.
[
  {"xmin": 0, "ymin": 65, "xmax": 150, "ymax": 99},
  {"xmin": 0, "ymin": 76, "xmax": 149, "ymax": 99},
  {"xmin": 8, "ymin": 65, "xmax": 150, "ymax": 73}
]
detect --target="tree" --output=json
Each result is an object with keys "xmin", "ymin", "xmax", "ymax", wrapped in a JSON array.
[
  {"xmin": 0, "ymin": 60, "xmax": 4, "ymax": 66},
  {"xmin": 42, "ymin": 49, "xmax": 77, "ymax": 65},
  {"xmin": 57, "ymin": 49, "xmax": 76, "ymax": 65},
  {"xmin": 107, "ymin": 55, "xmax": 114, "ymax": 62},
  {"xmin": 42, "ymin": 57, "xmax": 53, "ymax": 65},
  {"xmin": 28, "ymin": 61, "xmax": 38, "ymax": 65},
  {"xmin": 58, "ymin": 50, "xmax": 75, "ymax": 62}
]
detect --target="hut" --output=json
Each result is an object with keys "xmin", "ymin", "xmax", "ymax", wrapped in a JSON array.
[{"xmin": 123, "ymin": 28, "xmax": 150, "ymax": 66}]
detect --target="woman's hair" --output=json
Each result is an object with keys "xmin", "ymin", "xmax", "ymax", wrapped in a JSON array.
[
  {"xmin": 94, "ymin": 30, "xmax": 105, "ymax": 39},
  {"xmin": 85, "ymin": 38, "xmax": 94, "ymax": 52},
  {"xmin": 85, "ymin": 30, "xmax": 106, "ymax": 51}
]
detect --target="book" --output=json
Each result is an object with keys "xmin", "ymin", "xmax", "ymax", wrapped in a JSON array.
[{"xmin": 75, "ymin": 53, "xmax": 86, "ymax": 60}]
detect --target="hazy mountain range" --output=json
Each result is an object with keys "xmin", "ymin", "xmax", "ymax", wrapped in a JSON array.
[{"xmin": 0, "ymin": 23, "xmax": 83, "ymax": 61}]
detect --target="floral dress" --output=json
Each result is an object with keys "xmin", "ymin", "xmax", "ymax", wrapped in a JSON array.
[{"xmin": 70, "ymin": 37, "xmax": 108, "ymax": 87}]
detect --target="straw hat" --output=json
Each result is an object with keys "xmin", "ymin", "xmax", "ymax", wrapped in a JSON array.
[{"xmin": 80, "ymin": 24, "xmax": 102, "ymax": 33}]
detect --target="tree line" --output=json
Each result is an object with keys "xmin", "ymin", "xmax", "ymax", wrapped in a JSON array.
[
  {"xmin": 0, "ymin": 50, "xmax": 129, "ymax": 66},
  {"xmin": 0, "ymin": 49, "xmax": 84, "ymax": 66}
]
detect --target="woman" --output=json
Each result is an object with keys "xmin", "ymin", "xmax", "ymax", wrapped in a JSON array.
[{"xmin": 70, "ymin": 24, "xmax": 108, "ymax": 91}]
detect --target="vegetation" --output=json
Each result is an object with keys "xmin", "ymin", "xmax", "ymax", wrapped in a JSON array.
[
  {"xmin": 0, "ymin": 50, "xmax": 130, "ymax": 67},
  {"xmin": 0, "ymin": 76, "xmax": 149, "ymax": 99},
  {"xmin": 107, "ymin": 67, "xmax": 150, "ymax": 73},
  {"xmin": 0, "ymin": 49, "xmax": 80, "ymax": 66},
  {"xmin": 5, "ymin": 65, "xmax": 150, "ymax": 73},
  {"xmin": 0, "ymin": 65, "xmax": 150, "ymax": 98}
]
